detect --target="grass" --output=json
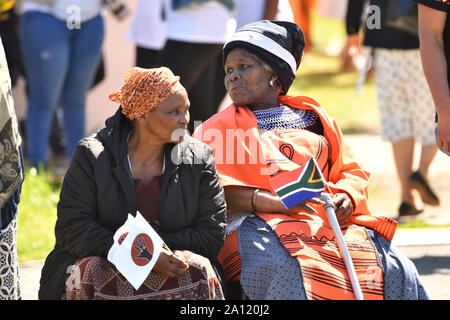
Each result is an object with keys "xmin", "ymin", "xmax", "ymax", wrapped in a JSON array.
[
  {"xmin": 289, "ymin": 12, "xmax": 380, "ymax": 134},
  {"xmin": 17, "ymin": 168, "xmax": 60, "ymax": 263},
  {"xmin": 397, "ymin": 220, "xmax": 450, "ymax": 229}
]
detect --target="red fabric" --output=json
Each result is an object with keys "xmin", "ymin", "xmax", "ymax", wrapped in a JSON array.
[{"xmin": 135, "ymin": 176, "xmax": 162, "ymax": 231}]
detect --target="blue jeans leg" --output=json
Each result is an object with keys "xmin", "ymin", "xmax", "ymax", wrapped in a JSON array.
[
  {"xmin": 19, "ymin": 12, "xmax": 104, "ymax": 165},
  {"xmin": 19, "ymin": 12, "xmax": 70, "ymax": 166},
  {"xmin": 61, "ymin": 15, "xmax": 104, "ymax": 158}
]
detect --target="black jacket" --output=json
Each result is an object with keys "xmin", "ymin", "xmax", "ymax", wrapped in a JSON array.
[{"xmin": 38, "ymin": 108, "xmax": 227, "ymax": 300}]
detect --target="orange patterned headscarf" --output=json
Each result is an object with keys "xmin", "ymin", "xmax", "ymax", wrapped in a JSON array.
[{"xmin": 109, "ymin": 67, "xmax": 183, "ymax": 120}]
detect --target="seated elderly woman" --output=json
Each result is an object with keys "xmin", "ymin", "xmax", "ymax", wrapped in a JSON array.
[
  {"xmin": 38, "ymin": 67, "xmax": 227, "ymax": 300},
  {"xmin": 193, "ymin": 20, "xmax": 429, "ymax": 300}
]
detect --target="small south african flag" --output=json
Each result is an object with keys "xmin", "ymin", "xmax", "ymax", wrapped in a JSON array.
[{"xmin": 269, "ymin": 156, "xmax": 326, "ymax": 208}]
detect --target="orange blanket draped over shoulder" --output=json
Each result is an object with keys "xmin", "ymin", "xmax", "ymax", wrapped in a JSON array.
[{"xmin": 193, "ymin": 95, "xmax": 397, "ymax": 300}]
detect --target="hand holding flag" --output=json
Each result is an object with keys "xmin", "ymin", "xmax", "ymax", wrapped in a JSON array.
[
  {"xmin": 269, "ymin": 156, "xmax": 327, "ymax": 209},
  {"xmin": 107, "ymin": 211, "xmax": 167, "ymax": 290},
  {"xmin": 269, "ymin": 156, "xmax": 353, "ymax": 222}
]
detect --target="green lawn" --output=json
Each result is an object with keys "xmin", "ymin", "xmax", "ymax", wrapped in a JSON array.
[
  {"xmin": 289, "ymin": 13, "xmax": 380, "ymax": 134},
  {"xmin": 17, "ymin": 169, "xmax": 60, "ymax": 263}
]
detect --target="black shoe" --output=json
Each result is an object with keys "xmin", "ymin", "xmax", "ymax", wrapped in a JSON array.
[
  {"xmin": 396, "ymin": 202, "xmax": 424, "ymax": 223},
  {"xmin": 410, "ymin": 171, "xmax": 440, "ymax": 206},
  {"xmin": 398, "ymin": 202, "xmax": 423, "ymax": 216}
]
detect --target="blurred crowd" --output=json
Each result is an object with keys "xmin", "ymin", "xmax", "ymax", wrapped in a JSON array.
[{"xmin": 1, "ymin": 0, "xmax": 346, "ymax": 172}]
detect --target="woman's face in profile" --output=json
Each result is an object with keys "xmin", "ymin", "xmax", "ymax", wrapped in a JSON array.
[
  {"xmin": 224, "ymin": 47, "xmax": 274, "ymax": 107},
  {"xmin": 143, "ymin": 89, "xmax": 190, "ymax": 143}
]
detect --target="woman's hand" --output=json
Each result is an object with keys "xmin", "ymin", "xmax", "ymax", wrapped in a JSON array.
[
  {"xmin": 250, "ymin": 188, "xmax": 325, "ymax": 215},
  {"xmin": 280, "ymin": 197, "xmax": 325, "ymax": 215},
  {"xmin": 330, "ymin": 193, "xmax": 354, "ymax": 225},
  {"xmin": 274, "ymin": 192, "xmax": 353, "ymax": 226},
  {"xmin": 153, "ymin": 250, "xmax": 189, "ymax": 278},
  {"xmin": 224, "ymin": 187, "xmax": 353, "ymax": 224}
]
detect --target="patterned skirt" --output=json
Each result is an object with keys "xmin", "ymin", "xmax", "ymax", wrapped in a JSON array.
[
  {"xmin": 239, "ymin": 215, "xmax": 430, "ymax": 300},
  {"xmin": 0, "ymin": 217, "xmax": 21, "ymax": 300},
  {"xmin": 64, "ymin": 250, "xmax": 224, "ymax": 300}
]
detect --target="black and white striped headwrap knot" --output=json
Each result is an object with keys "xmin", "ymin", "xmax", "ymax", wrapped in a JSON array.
[{"xmin": 223, "ymin": 20, "xmax": 305, "ymax": 95}]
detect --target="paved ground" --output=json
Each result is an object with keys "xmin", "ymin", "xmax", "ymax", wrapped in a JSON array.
[{"xmin": 18, "ymin": 228, "xmax": 450, "ymax": 300}]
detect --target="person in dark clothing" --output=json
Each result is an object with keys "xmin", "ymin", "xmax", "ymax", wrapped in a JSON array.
[
  {"xmin": 345, "ymin": 0, "xmax": 440, "ymax": 221},
  {"xmin": 38, "ymin": 67, "xmax": 227, "ymax": 300},
  {"xmin": 415, "ymin": 0, "xmax": 450, "ymax": 155}
]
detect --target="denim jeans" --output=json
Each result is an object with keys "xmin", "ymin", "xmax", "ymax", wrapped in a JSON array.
[{"xmin": 19, "ymin": 11, "xmax": 104, "ymax": 166}]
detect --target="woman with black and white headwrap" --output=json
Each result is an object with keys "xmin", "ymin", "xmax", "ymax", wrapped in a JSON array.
[{"xmin": 194, "ymin": 20, "xmax": 429, "ymax": 300}]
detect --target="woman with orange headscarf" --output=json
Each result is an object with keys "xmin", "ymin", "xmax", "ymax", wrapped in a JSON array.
[{"xmin": 38, "ymin": 67, "xmax": 226, "ymax": 300}]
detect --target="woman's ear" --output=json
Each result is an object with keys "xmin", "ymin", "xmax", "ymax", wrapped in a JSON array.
[
  {"xmin": 269, "ymin": 74, "xmax": 282, "ymax": 92},
  {"xmin": 267, "ymin": 72, "xmax": 278, "ymax": 86}
]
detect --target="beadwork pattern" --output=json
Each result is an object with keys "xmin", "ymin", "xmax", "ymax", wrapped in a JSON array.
[{"xmin": 252, "ymin": 105, "xmax": 320, "ymax": 131}]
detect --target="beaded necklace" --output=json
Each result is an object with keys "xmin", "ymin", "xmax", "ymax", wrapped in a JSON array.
[{"xmin": 252, "ymin": 105, "xmax": 322, "ymax": 134}]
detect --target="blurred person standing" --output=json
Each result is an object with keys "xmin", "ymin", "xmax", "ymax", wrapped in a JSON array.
[
  {"xmin": 345, "ymin": 0, "xmax": 440, "ymax": 221},
  {"xmin": 288, "ymin": 0, "xmax": 315, "ymax": 51},
  {"xmin": 213, "ymin": 0, "xmax": 280, "ymax": 112},
  {"xmin": 0, "ymin": 36, "xmax": 24, "ymax": 300},
  {"xmin": 17, "ymin": 0, "xmax": 105, "ymax": 170},
  {"xmin": 157, "ymin": 0, "xmax": 237, "ymax": 133},
  {"xmin": 235, "ymin": 0, "xmax": 279, "ymax": 28},
  {"xmin": 415, "ymin": 0, "xmax": 450, "ymax": 155}
]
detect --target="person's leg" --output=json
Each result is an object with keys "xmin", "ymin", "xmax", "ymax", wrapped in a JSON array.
[
  {"xmin": 60, "ymin": 15, "xmax": 104, "ymax": 159},
  {"xmin": 368, "ymin": 229, "xmax": 430, "ymax": 299},
  {"xmin": 19, "ymin": 12, "xmax": 70, "ymax": 167},
  {"xmin": 159, "ymin": 40, "xmax": 221, "ymax": 91},
  {"xmin": 238, "ymin": 216, "xmax": 307, "ymax": 300},
  {"xmin": 418, "ymin": 144, "xmax": 438, "ymax": 177},
  {"xmin": 392, "ymin": 137, "xmax": 416, "ymax": 206},
  {"xmin": 0, "ymin": 148, "xmax": 24, "ymax": 300},
  {"xmin": 373, "ymin": 49, "xmax": 421, "ymax": 215},
  {"xmin": 158, "ymin": 40, "xmax": 222, "ymax": 132},
  {"xmin": 135, "ymin": 46, "xmax": 162, "ymax": 68},
  {"xmin": 211, "ymin": 53, "xmax": 227, "ymax": 113},
  {"xmin": 405, "ymin": 50, "xmax": 440, "ymax": 205},
  {"xmin": 188, "ymin": 61, "xmax": 220, "ymax": 132}
]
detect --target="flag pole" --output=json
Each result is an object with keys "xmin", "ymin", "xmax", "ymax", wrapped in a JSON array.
[
  {"xmin": 310, "ymin": 156, "xmax": 364, "ymax": 300},
  {"xmin": 320, "ymin": 192, "xmax": 364, "ymax": 300}
]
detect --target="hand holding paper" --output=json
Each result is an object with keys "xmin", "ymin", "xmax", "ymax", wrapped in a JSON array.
[
  {"xmin": 153, "ymin": 251, "xmax": 189, "ymax": 279},
  {"xmin": 107, "ymin": 211, "xmax": 167, "ymax": 290}
]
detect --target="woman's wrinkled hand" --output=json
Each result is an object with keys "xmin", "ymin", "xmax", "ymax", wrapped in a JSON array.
[
  {"xmin": 277, "ymin": 192, "xmax": 354, "ymax": 226},
  {"xmin": 330, "ymin": 193, "xmax": 354, "ymax": 225},
  {"xmin": 153, "ymin": 250, "xmax": 189, "ymax": 278},
  {"xmin": 281, "ymin": 197, "xmax": 325, "ymax": 215}
]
